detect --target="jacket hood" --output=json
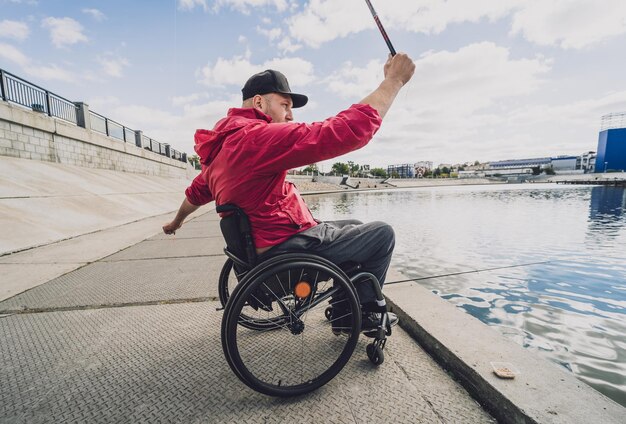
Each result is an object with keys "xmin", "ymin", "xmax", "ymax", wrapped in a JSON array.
[{"xmin": 194, "ymin": 108, "xmax": 271, "ymax": 166}]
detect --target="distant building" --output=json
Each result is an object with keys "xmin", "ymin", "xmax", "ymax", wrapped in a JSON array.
[
  {"xmin": 414, "ymin": 161, "xmax": 433, "ymax": 170},
  {"xmin": 577, "ymin": 151, "xmax": 596, "ymax": 173},
  {"xmin": 551, "ymin": 155, "xmax": 578, "ymax": 171},
  {"xmin": 387, "ymin": 164, "xmax": 415, "ymax": 178},
  {"xmin": 488, "ymin": 156, "xmax": 579, "ymax": 173},
  {"xmin": 465, "ymin": 162, "xmax": 487, "ymax": 171},
  {"xmin": 458, "ymin": 170, "xmax": 485, "ymax": 178},
  {"xmin": 489, "ymin": 157, "xmax": 551, "ymax": 169},
  {"xmin": 596, "ymin": 113, "xmax": 626, "ymax": 173},
  {"xmin": 387, "ymin": 161, "xmax": 434, "ymax": 178},
  {"xmin": 414, "ymin": 161, "xmax": 433, "ymax": 177}
]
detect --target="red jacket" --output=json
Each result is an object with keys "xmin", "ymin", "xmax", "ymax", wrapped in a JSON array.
[{"xmin": 185, "ymin": 104, "xmax": 382, "ymax": 248}]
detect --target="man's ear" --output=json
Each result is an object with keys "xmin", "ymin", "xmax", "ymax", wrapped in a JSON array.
[{"xmin": 253, "ymin": 94, "xmax": 264, "ymax": 110}]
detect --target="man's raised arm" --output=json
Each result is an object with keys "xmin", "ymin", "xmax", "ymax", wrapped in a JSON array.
[{"xmin": 359, "ymin": 53, "xmax": 415, "ymax": 119}]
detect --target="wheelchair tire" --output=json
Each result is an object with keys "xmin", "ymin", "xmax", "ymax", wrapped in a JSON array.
[
  {"xmin": 222, "ymin": 253, "xmax": 361, "ymax": 397},
  {"xmin": 218, "ymin": 258, "xmax": 242, "ymax": 308},
  {"xmin": 366, "ymin": 343, "xmax": 384, "ymax": 365}
]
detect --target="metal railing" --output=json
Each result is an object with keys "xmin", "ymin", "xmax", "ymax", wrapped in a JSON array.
[
  {"xmin": 89, "ymin": 110, "xmax": 127, "ymax": 142},
  {"xmin": 0, "ymin": 69, "xmax": 77, "ymax": 124},
  {"xmin": 1, "ymin": 67, "xmax": 189, "ymax": 163}
]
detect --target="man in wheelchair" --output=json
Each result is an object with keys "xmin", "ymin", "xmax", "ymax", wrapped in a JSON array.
[{"xmin": 163, "ymin": 53, "xmax": 415, "ymax": 337}]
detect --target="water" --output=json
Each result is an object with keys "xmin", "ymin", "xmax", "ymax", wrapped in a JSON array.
[{"xmin": 304, "ymin": 183, "xmax": 626, "ymax": 406}]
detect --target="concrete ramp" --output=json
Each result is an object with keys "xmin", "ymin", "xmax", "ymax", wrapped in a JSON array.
[{"xmin": 0, "ymin": 156, "xmax": 193, "ymax": 255}]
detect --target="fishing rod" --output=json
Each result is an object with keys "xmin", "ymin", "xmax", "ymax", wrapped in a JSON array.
[
  {"xmin": 364, "ymin": 0, "xmax": 396, "ymax": 56},
  {"xmin": 385, "ymin": 261, "xmax": 554, "ymax": 286}
]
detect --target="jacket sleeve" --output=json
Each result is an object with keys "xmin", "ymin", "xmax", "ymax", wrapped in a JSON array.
[
  {"xmin": 241, "ymin": 104, "xmax": 382, "ymax": 174},
  {"xmin": 185, "ymin": 169, "xmax": 214, "ymax": 206}
]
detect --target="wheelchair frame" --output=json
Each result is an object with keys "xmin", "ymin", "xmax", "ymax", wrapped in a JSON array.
[{"xmin": 215, "ymin": 204, "xmax": 392, "ymax": 397}]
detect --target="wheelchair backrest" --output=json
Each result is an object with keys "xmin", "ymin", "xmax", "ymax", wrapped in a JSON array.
[{"xmin": 216, "ymin": 204, "xmax": 257, "ymax": 267}]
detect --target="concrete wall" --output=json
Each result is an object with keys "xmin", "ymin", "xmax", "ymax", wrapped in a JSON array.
[{"xmin": 0, "ymin": 101, "xmax": 195, "ymax": 180}]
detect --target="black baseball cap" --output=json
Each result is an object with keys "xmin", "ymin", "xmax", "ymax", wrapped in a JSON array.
[{"xmin": 241, "ymin": 69, "xmax": 308, "ymax": 108}]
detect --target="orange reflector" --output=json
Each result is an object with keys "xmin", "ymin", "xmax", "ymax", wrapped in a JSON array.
[{"xmin": 294, "ymin": 281, "xmax": 312, "ymax": 299}]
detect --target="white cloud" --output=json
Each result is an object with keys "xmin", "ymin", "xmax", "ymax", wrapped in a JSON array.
[
  {"xmin": 257, "ymin": 25, "xmax": 303, "ymax": 53},
  {"xmin": 177, "ymin": 0, "xmax": 209, "ymax": 11},
  {"xmin": 321, "ymin": 42, "xmax": 554, "ymax": 165},
  {"xmin": 26, "ymin": 64, "xmax": 75, "ymax": 82},
  {"xmin": 325, "ymin": 59, "xmax": 382, "ymax": 100},
  {"xmin": 96, "ymin": 54, "xmax": 130, "ymax": 78},
  {"xmin": 287, "ymin": 0, "xmax": 371, "ymax": 48},
  {"xmin": 287, "ymin": 0, "xmax": 520, "ymax": 48},
  {"xmin": 0, "ymin": 43, "xmax": 75, "ymax": 82},
  {"xmin": 214, "ymin": 0, "xmax": 292, "ymax": 14},
  {"xmin": 277, "ymin": 37, "xmax": 302, "ymax": 54},
  {"xmin": 256, "ymin": 25, "xmax": 282, "ymax": 41},
  {"xmin": 0, "ymin": 20, "xmax": 30, "ymax": 41},
  {"xmin": 382, "ymin": 0, "xmax": 520, "ymax": 34},
  {"xmin": 82, "ymin": 8, "xmax": 107, "ymax": 22},
  {"xmin": 171, "ymin": 92, "xmax": 209, "ymax": 107},
  {"xmin": 198, "ymin": 55, "xmax": 315, "ymax": 90},
  {"xmin": 287, "ymin": 0, "xmax": 626, "ymax": 51},
  {"xmin": 41, "ymin": 17, "xmax": 88, "ymax": 48},
  {"xmin": 510, "ymin": 1, "xmax": 626, "ymax": 49},
  {"xmin": 328, "ymin": 42, "xmax": 551, "ymax": 105},
  {"xmin": 0, "ymin": 42, "xmax": 30, "ymax": 67}
]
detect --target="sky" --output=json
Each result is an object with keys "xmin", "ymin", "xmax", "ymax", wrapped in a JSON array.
[{"xmin": 1, "ymin": 0, "xmax": 626, "ymax": 170}]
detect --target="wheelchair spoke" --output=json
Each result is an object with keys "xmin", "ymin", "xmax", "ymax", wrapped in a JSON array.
[
  {"xmin": 299, "ymin": 270, "xmax": 319, "ymax": 326},
  {"xmin": 262, "ymin": 282, "xmax": 299, "ymax": 322}
]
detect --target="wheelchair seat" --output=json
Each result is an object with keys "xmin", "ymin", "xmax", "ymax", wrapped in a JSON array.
[{"xmin": 216, "ymin": 203, "xmax": 257, "ymax": 268}]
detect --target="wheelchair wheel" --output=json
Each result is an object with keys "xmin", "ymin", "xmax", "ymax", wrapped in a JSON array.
[{"xmin": 222, "ymin": 253, "xmax": 361, "ymax": 397}]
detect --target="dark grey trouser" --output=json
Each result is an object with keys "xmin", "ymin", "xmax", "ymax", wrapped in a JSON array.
[{"xmin": 261, "ymin": 220, "xmax": 395, "ymax": 305}]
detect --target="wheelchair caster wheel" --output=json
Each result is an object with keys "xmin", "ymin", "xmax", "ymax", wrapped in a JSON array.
[
  {"xmin": 325, "ymin": 306, "xmax": 332, "ymax": 321},
  {"xmin": 366, "ymin": 343, "xmax": 384, "ymax": 365}
]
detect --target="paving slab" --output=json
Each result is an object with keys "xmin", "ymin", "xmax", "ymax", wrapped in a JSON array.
[
  {"xmin": 0, "ymin": 211, "xmax": 210, "ymax": 302},
  {"xmin": 0, "ymin": 302, "xmax": 493, "ymax": 424},
  {"xmin": 0, "ymin": 256, "xmax": 225, "ymax": 313},
  {"xmin": 148, "ymin": 223, "xmax": 223, "ymax": 240},
  {"xmin": 103, "ymin": 238, "xmax": 224, "ymax": 261}
]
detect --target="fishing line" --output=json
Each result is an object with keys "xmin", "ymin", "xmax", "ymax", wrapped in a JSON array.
[
  {"xmin": 385, "ymin": 260, "xmax": 554, "ymax": 286},
  {"xmin": 174, "ymin": 1, "xmax": 178, "ymax": 99}
]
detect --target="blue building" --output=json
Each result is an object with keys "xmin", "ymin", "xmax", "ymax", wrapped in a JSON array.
[{"xmin": 596, "ymin": 113, "xmax": 626, "ymax": 173}]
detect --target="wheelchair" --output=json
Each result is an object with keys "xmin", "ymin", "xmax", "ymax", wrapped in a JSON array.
[{"xmin": 215, "ymin": 204, "xmax": 393, "ymax": 397}]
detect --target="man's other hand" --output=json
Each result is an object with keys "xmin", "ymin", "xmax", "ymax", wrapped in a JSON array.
[{"xmin": 162, "ymin": 221, "xmax": 182, "ymax": 235}]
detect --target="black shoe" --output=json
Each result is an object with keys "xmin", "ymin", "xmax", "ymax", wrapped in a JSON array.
[
  {"xmin": 361, "ymin": 312, "xmax": 398, "ymax": 338},
  {"xmin": 330, "ymin": 307, "xmax": 353, "ymax": 335}
]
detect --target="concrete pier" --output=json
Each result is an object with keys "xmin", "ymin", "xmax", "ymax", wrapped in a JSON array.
[
  {"xmin": 1, "ymin": 156, "xmax": 624, "ymax": 423},
  {"xmin": 0, "ymin": 210, "xmax": 494, "ymax": 423}
]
